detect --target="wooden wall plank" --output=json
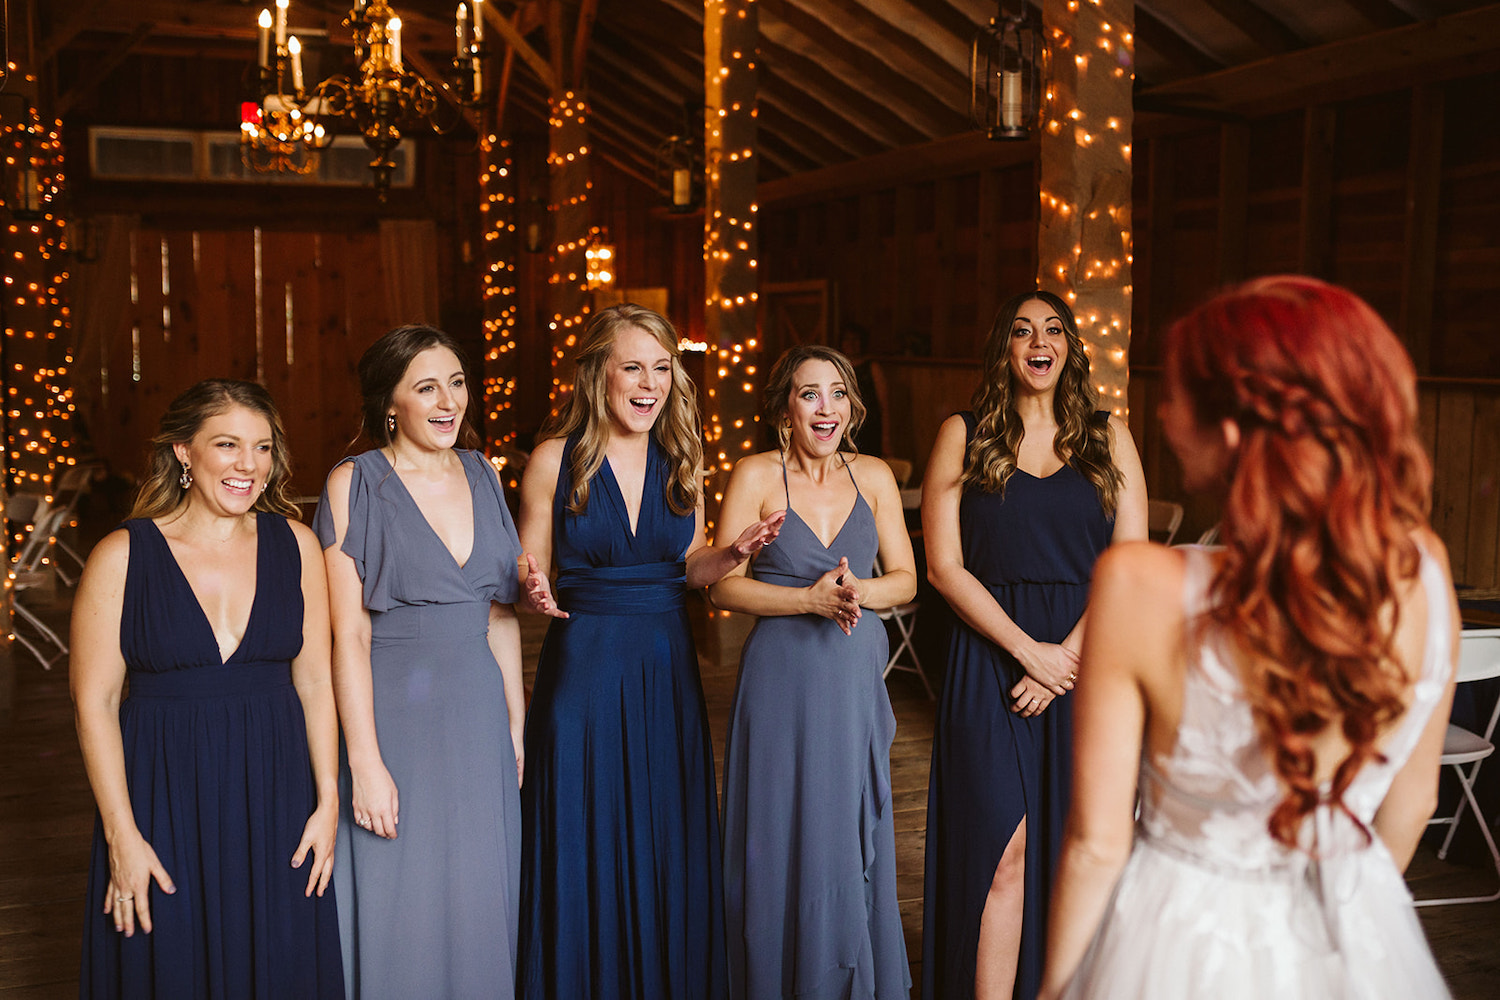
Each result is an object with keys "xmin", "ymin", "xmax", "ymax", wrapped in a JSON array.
[
  {"xmin": 1298, "ymin": 105, "xmax": 1336, "ymax": 278},
  {"xmin": 1431, "ymin": 387, "xmax": 1475, "ymax": 586},
  {"xmin": 1217, "ymin": 123, "xmax": 1250, "ymax": 285},
  {"xmin": 1464, "ymin": 392, "xmax": 1500, "ymax": 589},
  {"xmin": 1400, "ymin": 83, "xmax": 1443, "ymax": 375}
]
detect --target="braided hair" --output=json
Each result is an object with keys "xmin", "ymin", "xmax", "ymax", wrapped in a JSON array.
[{"xmin": 1165, "ymin": 276, "xmax": 1432, "ymax": 848}]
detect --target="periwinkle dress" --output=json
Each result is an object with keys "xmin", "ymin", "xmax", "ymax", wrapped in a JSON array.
[
  {"xmin": 922, "ymin": 411, "xmax": 1114, "ymax": 1000},
  {"xmin": 312, "ymin": 448, "xmax": 522, "ymax": 1000},
  {"xmin": 721, "ymin": 459, "xmax": 910, "ymax": 1000},
  {"xmin": 81, "ymin": 514, "xmax": 344, "ymax": 999},
  {"xmin": 518, "ymin": 433, "xmax": 727, "ymax": 1000}
]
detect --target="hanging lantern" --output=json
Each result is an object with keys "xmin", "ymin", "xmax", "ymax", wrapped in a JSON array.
[
  {"xmin": 655, "ymin": 132, "xmax": 696, "ymax": 213},
  {"xmin": 971, "ymin": 0, "xmax": 1048, "ymax": 141},
  {"xmin": 1, "ymin": 97, "xmax": 45, "ymax": 222}
]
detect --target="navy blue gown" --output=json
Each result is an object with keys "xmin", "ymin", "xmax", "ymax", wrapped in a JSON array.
[
  {"xmin": 921, "ymin": 412, "xmax": 1113, "ymax": 1000},
  {"xmin": 518, "ymin": 434, "xmax": 727, "ymax": 1000},
  {"xmin": 81, "ymin": 514, "xmax": 344, "ymax": 999}
]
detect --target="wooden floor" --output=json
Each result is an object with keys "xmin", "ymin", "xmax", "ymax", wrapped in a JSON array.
[{"xmin": 2, "ymin": 572, "xmax": 1498, "ymax": 997}]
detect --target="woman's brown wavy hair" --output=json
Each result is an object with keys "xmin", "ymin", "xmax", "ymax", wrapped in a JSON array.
[
  {"xmin": 539, "ymin": 303, "xmax": 702, "ymax": 516},
  {"xmin": 1166, "ymin": 275, "xmax": 1433, "ymax": 849},
  {"xmin": 131, "ymin": 379, "xmax": 300, "ymax": 520},
  {"xmin": 963, "ymin": 290, "xmax": 1122, "ymax": 515}
]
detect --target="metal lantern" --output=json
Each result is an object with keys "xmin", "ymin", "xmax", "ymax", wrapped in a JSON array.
[
  {"xmin": 971, "ymin": 1, "xmax": 1048, "ymax": 141},
  {"xmin": 655, "ymin": 132, "xmax": 696, "ymax": 213}
]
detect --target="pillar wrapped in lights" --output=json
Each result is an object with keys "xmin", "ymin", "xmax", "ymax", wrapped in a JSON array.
[
  {"xmin": 478, "ymin": 133, "xmax": 521, "ymax": 467},
  {"xmin": 971, "ymin": 0, "xmax": 1049, "ymax": 140},
  {"xmin": 1038, "ymin": 0, "xmax": 1133, "ymax": 416},
  {"xmin": 702, "ymin": 0, "xmax": 760, "ymax": 532},
  {"xmin": 1, "ymin": 86, "xmax": 78, "ymax": 550},
  {"xmin": 546, "ymin": 91, "xmax": 592, "ymax": 410}
]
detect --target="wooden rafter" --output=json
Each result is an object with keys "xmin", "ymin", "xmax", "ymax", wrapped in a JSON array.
[
  {"xmin": 1138, "ymin": 4, "xmax": 1500, "ymax": 117},
  {"xmin": 1337, "ymin": 0, "xmax": 1416, "ymax": 31},
  {"xmin": 1200, "ymin": 0, "xmax": 1309, "ymax": 56},
  {"xmin": 571, "ymin": 0, "xmax": 598, "ymax": 91},
  {"xmin": 38, "ymin": 0, "xmax": 109, "ymax": 66},
  {"xmin": 480, "ymin": 0, "xmax": 555, "ymax": 93},
  {"xmin": 1133, "ymin": 6, "xmax": 1227, "ymax": 81},
  {"xmin": 759, "ymin": 35, "xmax": 932, "ymax": 147},
  {"xmin": 57, "ymin": 21, "xmax": 155, "ymax": 116}
]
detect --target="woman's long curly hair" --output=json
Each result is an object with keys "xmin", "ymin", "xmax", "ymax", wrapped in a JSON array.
[
  {"xmin": 761, "ymin": 344, "xmax": 867, "ymax": 454},
  {"xmin": 131, "ymin": 379, "xmax": 300, "ymax": 520},
  {"xmin": 1166, "ymin": 276, "xmax": 1433, "ymax": 849},
  {"xmin": 539, "ymin": 303, "xmax": 702, "ymax": 516},
  {"xmin": 963, "ymin": 290, "xmax": 1123, "ymax": 515}
]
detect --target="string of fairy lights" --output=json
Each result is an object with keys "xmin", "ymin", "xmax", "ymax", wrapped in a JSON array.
[
  {"xmin": 2, "ymin": 74, "xmax": 78, "ymax": 558},
  {"xmin": 546, "ymin": 90, "xmax": 592, "ymax": 410},
  {"xmin": 1037, "ymin": 0, "xmax": 1133, "ymax": 417},
  {"xmin": 478, "ymin": 133, "xmax": 520, "ymax": 470},
  {"xmin": 702, "ymin": 0, "xmax": 760, "ymax": 533}
]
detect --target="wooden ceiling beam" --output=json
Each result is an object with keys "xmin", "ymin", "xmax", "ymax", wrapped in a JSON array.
[
  {"xmin": 757, "ymin": 77, "xmax": 886, "ymax": 160},
  {"xmin": 38, "ymin": 0, "xmax": 109, "ymax": 66},
  {"xmin": 758, "ymin": 0, "xmax": 969, "ymax": 133},
  {"xmin": 1133, "ymin": 7, "xmax": 1227, "ymax": 80},
  {"xmin": 755, "ymin": 100, "xmax": 860, "ymax": 166},
  {"xmin": 758, "ymin": 36, "xmax": 931, "ymax": 147},
  {"xmin": 1336, "ymin": 0, "xmax": 1416, "ymax": 31},
  {"xmin": 571, "ymin": 0, "xmax": 598, "ymax": 90},
  {"xmin": 1138, "ymin": 3, "xmax": 1500, "ymax": 118},
  {"xmin": 480, "ymin": 0, "xmax": 556, "ymax": 92},
  {"xmin": 795, "ymin": 0, "xmax": 969, "ymax": 79},
  {"xmin": 57, "ymin": 21, "xmax": 155, "ymax": 116},
  {"xmin": 1200, "ymin": 0, "xmax": 1309, "ymax": 56},
  {"xmin": 751, "ymin": 123, "xmax": 821, "ymax": 178}
]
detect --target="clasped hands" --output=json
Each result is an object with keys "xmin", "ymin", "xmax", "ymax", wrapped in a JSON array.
[
  {"xmin": 808, "ymin": 555, "xmax": 863, "ymax": 637},
  {"xmin": 1010, "ymin": 640, "xmax": 1078, "ymax": 717}
]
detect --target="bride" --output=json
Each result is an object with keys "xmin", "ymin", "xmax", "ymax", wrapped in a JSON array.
[{"xmin": 1039, "ymin": 276, "xmax": 1459, "ymax": 999}]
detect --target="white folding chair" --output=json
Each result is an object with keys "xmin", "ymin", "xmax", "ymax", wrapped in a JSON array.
[
  {"xmin": 1148, "ymin": 499, "xmax": 1184, "ymax": 546},
  {"xmin": 47, "ymin": 462, "xmax": 99, "ymax": 585},
  {"xmin": 1414, "ymin": 627, "xmax": 1500, "ymax": 906},
  {"xmin": 10, "ymin": 499, "xmax": 71, "ymax": 669},
  {"xmin": 874, "ymin": 554, "xmax": 934, "ymax": 700}
]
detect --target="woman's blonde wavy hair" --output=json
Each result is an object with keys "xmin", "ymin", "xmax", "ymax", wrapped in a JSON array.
[
  {"xmin": 130, "ymin": 379, "xmax": 300, "ymax": 520},
  {"xmin": 1167, "ymin": 276, "xmax": 1432, "ymax": 850},
  {"xmin": 962, "ymin": 290, "xmax": 1122, "ymax": 515},
  {"xmin": 539, "ymin": 303, "xmax": 703, "ymax": 516}
]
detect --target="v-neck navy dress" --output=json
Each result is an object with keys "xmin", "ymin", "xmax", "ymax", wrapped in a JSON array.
[
  {"xmin": 922, "ymin": 411, "xmax": 1114, "ymax": 1000},
  {"xmin": 81, "ymin": 514, "xmax": 344, "ymax": 999},
  {"xmin": 518, "ymin": 433, "xmax": 727, "ymax": 1000},
  {"xmin": 313, "ymin": 448, "xmax": 523, "ymax": 1000},
  {"xmin": 720, "ymin": 459, "xmax": 910, "ymax": 1000}
]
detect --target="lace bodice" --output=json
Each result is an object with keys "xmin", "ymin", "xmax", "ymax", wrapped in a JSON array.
[{"xmin": 1139, "ymin": 546, "xmax": 1453, "ymax": 873}]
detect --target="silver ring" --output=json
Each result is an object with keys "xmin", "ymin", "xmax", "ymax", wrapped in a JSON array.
[{"xmin": 116, "ymin": 895, "xmax": 132, "ymax": 903}]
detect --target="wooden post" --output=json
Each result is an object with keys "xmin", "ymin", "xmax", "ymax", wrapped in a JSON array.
[
  {"xmin": 479, "ymin": 132, "xmax": 522, "ymax": 466},
  {"xmin": 546, "ymin": 91, "xmax": 592, "ymax": 411},
  {"xmin": 1038, "ymin": 0, "xmax": 1134, "ymax": 417},
  {"xmin": 702, "ymin": 0, "xmax": 760, "ymax": 531}
]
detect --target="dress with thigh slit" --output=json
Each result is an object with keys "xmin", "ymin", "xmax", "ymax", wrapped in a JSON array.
[
  {"xmin": 921, "ymin": 411, "xmax": 1113, "ymax": 1000},
  {"xmin": 80, "ymin": 513, "xmax": 344, "ymax": 1000},
  {"xmin": 721, "ymin": 456, "xmax": 910, "ymax": 1000}
]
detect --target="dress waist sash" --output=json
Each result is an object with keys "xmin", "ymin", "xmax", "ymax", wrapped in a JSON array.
[
  {"xmin": 127, "ymin": 661, "xmax": 293, "ymax": 699},
  {"xmin": 557, "ymin": 561, "xmax": 686, "ymax": 615}
]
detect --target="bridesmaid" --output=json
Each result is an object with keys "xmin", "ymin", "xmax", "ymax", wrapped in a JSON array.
[
  {"xmin": 73, "ymin": 380, "xmax": 343, "ymax": 998},
  {"xmin": 711, "ymin": 345, "xmax": 916, "ymax": 999},
  {"xmin": 921, "ymin": 291, "xmax": 1147, "ymax": 1000},
  {"xmin": 315, "ymin": 325, "xmax": 554, "ymax": 999},
  {"xmin": 516, "ymin": 303, "xmax": 781, "ymax": 1000}
]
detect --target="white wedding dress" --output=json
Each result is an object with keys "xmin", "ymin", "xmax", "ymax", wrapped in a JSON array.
[{"xmin": 1062, "ymin": 546, "xmax": 1453, "ymax": 999}]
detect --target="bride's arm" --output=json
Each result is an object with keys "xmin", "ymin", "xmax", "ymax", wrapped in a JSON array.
[{"xmin": 1039, "ymin": 543, "xmax": 1181, "ymax": 999}]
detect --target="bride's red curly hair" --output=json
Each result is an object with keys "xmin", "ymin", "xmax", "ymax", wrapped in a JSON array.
[{"xmin": 1165, "ymin": 276, "xmax": 1433, "ymax": 848}]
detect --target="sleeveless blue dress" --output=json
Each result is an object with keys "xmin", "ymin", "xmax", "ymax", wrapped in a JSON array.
[
  {"xmin": 922, "ymin": 412, "xmax": 1114, "ymax": 1000},
  {"xmin": 313, "ymin": 448, "xmax": 523, "ymax": 1000},
  {"xmin": 518, "ymin": 434, "xmax": 727, "ymax": 1000},
  {"xmin": 721, "ymin": 458, "xmax": 910, "ymax": 1000},
  {"xmin": 81, "ymin": 514, "xmax": 344, "ymax": 999}
]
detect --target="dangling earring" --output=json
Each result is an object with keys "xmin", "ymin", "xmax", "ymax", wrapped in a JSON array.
[
  {"xmin": 179, "ymin": 462, "xmax": 193, "ymax": 489},
  {"xmin": 386, "ymin": 413, "xmax": 397, "ymax": 436}
]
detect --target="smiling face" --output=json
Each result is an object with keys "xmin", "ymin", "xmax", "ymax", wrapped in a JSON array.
[
  {"xmin": 604, "ymin": 324, "xmax": 673, "ymax": 437},
  {"xmin": 1007, "ymin": 297, "xmax": 1070, "ymax": 395},
  {"xmin": 388, "ymin": 346, "xmax": 467, "ymax": 452},
  {"xmin": 785, "ymin": 358, "xmax": 852, "ymax": 457},
  {"xmin": 172, "ymin": 404, "xmax": 273, "ymax": 515}
]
